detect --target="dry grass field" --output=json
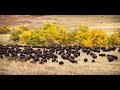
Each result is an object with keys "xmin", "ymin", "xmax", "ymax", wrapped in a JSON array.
[
  {"xmin": 0, "ymin": 48, "xmax": 120, "ymax": 75},
  {"xmin": 0, "ymin": 15, "xmax": 120, "ymax": 75},
  {"xmin": 0, "ymin": 59, "xmax": 120, "ymax": 75},
  {"xmin": 0, "ymin": 34, "xmax": 11, "ymax": 44}
]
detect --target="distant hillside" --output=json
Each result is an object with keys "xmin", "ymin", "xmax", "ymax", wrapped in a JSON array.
[{"xmin": 0, "ymin": 15, "xmax": 120, "ymax": 35}]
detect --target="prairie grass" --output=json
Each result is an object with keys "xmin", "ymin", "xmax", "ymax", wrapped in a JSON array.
[
  {"xmin": 0, "ymin": 15, "xmax": 120, "ymax": 75},
  {"xmin": 0, "ymin": 48, "xmax": 120, "ymax": 75}
]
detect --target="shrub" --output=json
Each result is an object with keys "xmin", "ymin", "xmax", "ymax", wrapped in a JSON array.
[
  {"xmin": 8, "ymin": 23, "xmax": 119, "ymax": 47},
  {"xmin": 27, "ymin": 33, "xmax": 46, "ymax": 46},
  {"xmin": 82, "ymin": 38, "xmax": 93, "ymax": 47},
  {"xmin": 75, "ymin": 25, "xmax": 108, "ymax": 47},
  {"xmin": 64, "ymin": 31, "xmax": 76, "ymax": 45},
  {"xmin": 16, "ymin": 25, "xmax": 29, "ymax": 34},
  {"xmin": 40, "ymin": 23, "xmax": 61, "ymax": 45},
  {"xmin": 108, "ymin": 33, "xmax": 120, "ymax": 46},
  {"xmin": 10, "ymin": 31, "xmax": 20, "ymax": 42},
  {"xmin": 19, "ymin": 31, "xmax": 32, "ymax": 44},
  {"xmin": 0, "ymin": 25, "xmax": 10, "ymax": 34},
  {"xmin": 57, "ymin": 25, "xmax": 68, "ymax": 45},
  {"xmin": 76, "ymin": 24, "xmax": 89, "ymax": 32},
  {"xmin": 87, "ymin": 29, "xmax": 108, "ymax": 47},
  {"xmin": 75, "ymin": 25, "xmax": 89, "ymax": 45}
]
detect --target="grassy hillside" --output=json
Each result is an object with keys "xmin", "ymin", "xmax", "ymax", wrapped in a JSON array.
[{"xmin": 0, "ymin": 15, "xmax": 120, "ymax": 34}]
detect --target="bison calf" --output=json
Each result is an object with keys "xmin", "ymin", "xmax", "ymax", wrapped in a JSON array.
[{"xmin": 59, "ymin": 61, "xmax": 64, "ymax": 65}]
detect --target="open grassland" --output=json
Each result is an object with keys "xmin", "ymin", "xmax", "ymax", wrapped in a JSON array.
[
  {"xmin": 0, "ymin": 58, "xmax": 120, "ymax": 75},
  {"xmin": 0, "ymin": 15, "xmax": 120, "ymax": 75},
  {"xmin": 0, "ymin": 48, "xmax": 120, "ymax": 75},
  {"xmin": 0, "ymin": 34, "xmax": 11, "ymax": 44}
]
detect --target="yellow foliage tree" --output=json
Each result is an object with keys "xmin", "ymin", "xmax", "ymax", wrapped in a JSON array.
[
  {"xmin": 108, "ymin": 33, "xmax": 120, "ymax": 46},
  {"xmin": 75, "ymin": 25, "xmax": 108, "ymax": 47},
  {"xmin": 40, "ymin": 23, "xmax": 61, "ymax": 45},
  {"xmin": 16, "ymin": 25, "xmax": 29, "ymax": 34},
  {"xmin": 82, "ymin": 39, "xmax": 93, "ymax": 47},
  {"xmin": 76, "ymin": 24, "xmax": 89, "ymax": 32},
  {"xmin": 57, "ymin": 25, "xmax": 68, "ymax": 45},
  {"xmin": 27, "ymin": 33, "xmax": 46, "ymax": 46},
  {"xmin": 65, "ymin": 32, "xmax": 76, "ymax": 45},
  {"xmin": 89, "ymin": 29, "xmax": 108, "ymax": 47},
  {"xmin": 9, "ymin": 23, "xmax": 111, "ymax": 47},
  {"xmin": 75, "ymin": 25, "xmax": 89, "ymax": 45},
  {"xmin": 19, "ymin": 31, "xmax": 32, "ymax": 44}
]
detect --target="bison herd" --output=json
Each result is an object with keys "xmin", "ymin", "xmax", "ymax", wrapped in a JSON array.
[{"xmin": 0, "ymin": 44, "xmax": 119, "ymax": 65}]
